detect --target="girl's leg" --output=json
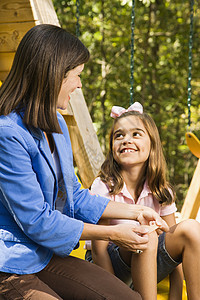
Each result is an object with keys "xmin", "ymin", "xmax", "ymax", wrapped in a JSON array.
[
  {"xmin": 120, "ymin": 231, "xmax": 158, "ymax": 300},
  {"xmin": 165, "ymin": 219, "xmax": 200, "ymax": 300},
  {"xmin": 37, "ymin": 255, "xmax": 142, "ymax": 300}
]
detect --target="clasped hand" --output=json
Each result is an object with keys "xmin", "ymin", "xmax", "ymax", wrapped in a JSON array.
[{"xmin": 111, "ymin": 208, "xmax": 169, "ymax": 252}]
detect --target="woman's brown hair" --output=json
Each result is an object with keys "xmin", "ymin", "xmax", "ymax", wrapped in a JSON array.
[
  {"xmin": 0, "ymin": 24, "xmax": 90, "ymax": 133},
  {"xmin": 99, "ymin": 110, "xmax": 175, "ymax": 205}
]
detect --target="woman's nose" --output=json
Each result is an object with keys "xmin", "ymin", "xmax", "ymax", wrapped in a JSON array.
[{"xmin": 78, "ymin": 78, "xmax": 82, "ymax": 89}]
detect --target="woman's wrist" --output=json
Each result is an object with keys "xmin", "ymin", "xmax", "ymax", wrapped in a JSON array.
[
  {"xmin": 80, "ymin": 222, "xmax": 115, "ymax": 241},
  {"xmin": 101, "ymin": 201, "xmax": 142, "ymax": 220}
]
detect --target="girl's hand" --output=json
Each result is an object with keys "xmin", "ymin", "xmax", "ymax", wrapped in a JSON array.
[{"xmin": 136, "ymin": 207, "xmax": 169, "ymax": 233}]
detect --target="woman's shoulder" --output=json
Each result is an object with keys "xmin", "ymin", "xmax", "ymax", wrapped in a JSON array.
[
  {"xmin": 0, "ymin": 112, "xmax": 40, "ymax": 154},
  {"xmin": 0, "ymin": 112, "xmax": 28, "ymax": 137}
]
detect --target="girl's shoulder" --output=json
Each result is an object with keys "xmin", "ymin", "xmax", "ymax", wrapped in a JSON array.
[{"xmin": 91, "ymin": 177, "xmax": 110, "ymax": 198}]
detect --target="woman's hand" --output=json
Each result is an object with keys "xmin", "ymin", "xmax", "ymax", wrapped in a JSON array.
[
  {"xmin": 109, "ymin": 223, "xmax": 151, "ymax": 252},
  {"xmin": 82, "ymin": 222, "xmax": 151, "ymax": 252}
]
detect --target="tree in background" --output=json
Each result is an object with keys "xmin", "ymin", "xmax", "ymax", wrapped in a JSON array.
[{"xmin": 53, "ymin": 0, "xmax": 200, "ymax": 210}]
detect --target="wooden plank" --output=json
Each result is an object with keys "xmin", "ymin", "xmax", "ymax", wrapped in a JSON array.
[
  {"xmin": 30, "ymin": 0, "xmax": 60, "ymax": 26},
  {"xmin": 180, "ymin": 159, "xmax": 200, "ymax": 220},
  {"xmin": 0, "ymin": 0, "xmax": 33, "ymax": 23},
  {"xmin": 0, "ymin": 22, "xmax": 35, "ymax": 52},
  {"xmin": 0, "ymin": 52, "xmax": 15, "ymax": 81},
  {"xmin": 0, "ymin": 71, "xmax": 8, "ymax": 82},
  {"xmin": 0, "ymin": 52, "xmax": 15, "ymax": 70},
  {"xmin": 61, "ymin": 89, "xmax": 104, "ymax": 188}
]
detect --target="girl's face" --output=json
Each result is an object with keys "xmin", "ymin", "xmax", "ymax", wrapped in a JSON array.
[
  {"xmin": 57, "ymin": 64, "xmax": 84, "ymax": 110},
  {"xmin": 112, "ymin": 115, "xmax": 151, "ymax": 169}
]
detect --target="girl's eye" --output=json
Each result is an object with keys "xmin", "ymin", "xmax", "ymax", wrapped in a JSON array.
[
  {"xmin": 114, "ymin": 133, "xmax": 123, "ymax": 139},
  {"xmin": 133, "ymin": 132, "xmax": 141, "ymax": 137}
]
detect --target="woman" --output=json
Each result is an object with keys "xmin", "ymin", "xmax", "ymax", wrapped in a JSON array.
[{"xmin": 0, "ymin": 25, "xmax": 168, "ymax": 299}]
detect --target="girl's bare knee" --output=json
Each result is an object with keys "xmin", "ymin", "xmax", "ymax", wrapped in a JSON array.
[
  {"xmin": 177, "ymin": 219, "xmax": 200, "ymax": 242},
  {"xmin": 146, "ymin": 231, "xmax": 158, "ymax": 252}
]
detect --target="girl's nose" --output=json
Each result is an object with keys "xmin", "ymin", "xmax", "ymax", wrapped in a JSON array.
[{"xmin": 123, "ymin": 134, "xmax": 133, "ymax": 144}]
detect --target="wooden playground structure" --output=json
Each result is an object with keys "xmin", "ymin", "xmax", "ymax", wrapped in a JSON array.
[{"xmin": 0, "ymin": 0, "xmax": 200, "ymax": 298}]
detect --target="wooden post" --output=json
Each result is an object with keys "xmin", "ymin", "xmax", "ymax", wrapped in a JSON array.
[
  {"xmin": 30, "ymin": 0, "xmax": 60, "ymax": 26},
  {"xmin": 180, "ymin": 159, "xmax": 200, "ymax": 220}
]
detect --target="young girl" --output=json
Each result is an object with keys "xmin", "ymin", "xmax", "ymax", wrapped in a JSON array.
[{"xmin": 85, "ymin": 102, "xmax": 200, "ymax": 300}]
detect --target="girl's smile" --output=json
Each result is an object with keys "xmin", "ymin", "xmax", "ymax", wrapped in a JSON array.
[{"xmin": 113, "ymin": 116, "xmax": 151, "ymax": 169}]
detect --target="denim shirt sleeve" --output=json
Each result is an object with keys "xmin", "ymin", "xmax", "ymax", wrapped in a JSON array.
[{"xmin": 72, "ymin": 171, "xmax": 110, "ymax": 224}]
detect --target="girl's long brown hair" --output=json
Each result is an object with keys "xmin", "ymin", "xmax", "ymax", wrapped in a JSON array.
[
  {"xmin": 99, "ymin": 111, "xmax": 175, "ymax": 205},
  {"xmin": 0, "ymin": 24, "xmax": 90, "ymax": 133}
]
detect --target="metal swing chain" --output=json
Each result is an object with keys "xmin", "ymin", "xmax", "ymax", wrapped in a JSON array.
[
  {"xmin": 187, "ymin": 0, "xmax": 194, "ymax": 129},
  {"xmin": 130, "ymin": 0, "xmax": 135, "ymax": 105},
  {"xmin": 76, "ymin": 0, "xmax": 80, "ymax": 37}
]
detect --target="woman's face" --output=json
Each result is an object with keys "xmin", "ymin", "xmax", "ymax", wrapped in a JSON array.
[
  {"xmin": 57, "ymin": 64, "xmax": 84, "ymax": 110},
  {"xmin": 112, "ymin": 115, "xmax": 151, "ymax": 170}
]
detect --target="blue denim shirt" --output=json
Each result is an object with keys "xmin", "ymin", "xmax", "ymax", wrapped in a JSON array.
[{"xmin": 0, "ymin": 111, "xmax": 109, "ymax": 274}]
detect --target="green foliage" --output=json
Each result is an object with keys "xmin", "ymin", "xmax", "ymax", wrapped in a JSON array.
[{"xmin": 53, "ymin": 0, "xmax": 200, "ymax": 209}]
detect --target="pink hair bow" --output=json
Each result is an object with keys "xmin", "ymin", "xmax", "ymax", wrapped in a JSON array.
[{"xmin": 110, "ymin": 102, "xmax": 143, "ymax": 118}]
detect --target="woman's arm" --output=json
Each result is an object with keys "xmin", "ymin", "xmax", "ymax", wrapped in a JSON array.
[
  {"xmin": 162, "ymin": 214, "xmax": 183, "ymax": 300},
  {"xmin": 81, "ymin": 221, "xmax": 157, "ymax": 252},
  {"xmin": 102, "ymin": 201, "xmax": 169, "ymax": 232}
]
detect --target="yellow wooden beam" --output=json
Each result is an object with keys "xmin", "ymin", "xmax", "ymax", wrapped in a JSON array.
[{"xmin": 180, "ymin": 159, "xmax": 200, "ymax": 221}]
